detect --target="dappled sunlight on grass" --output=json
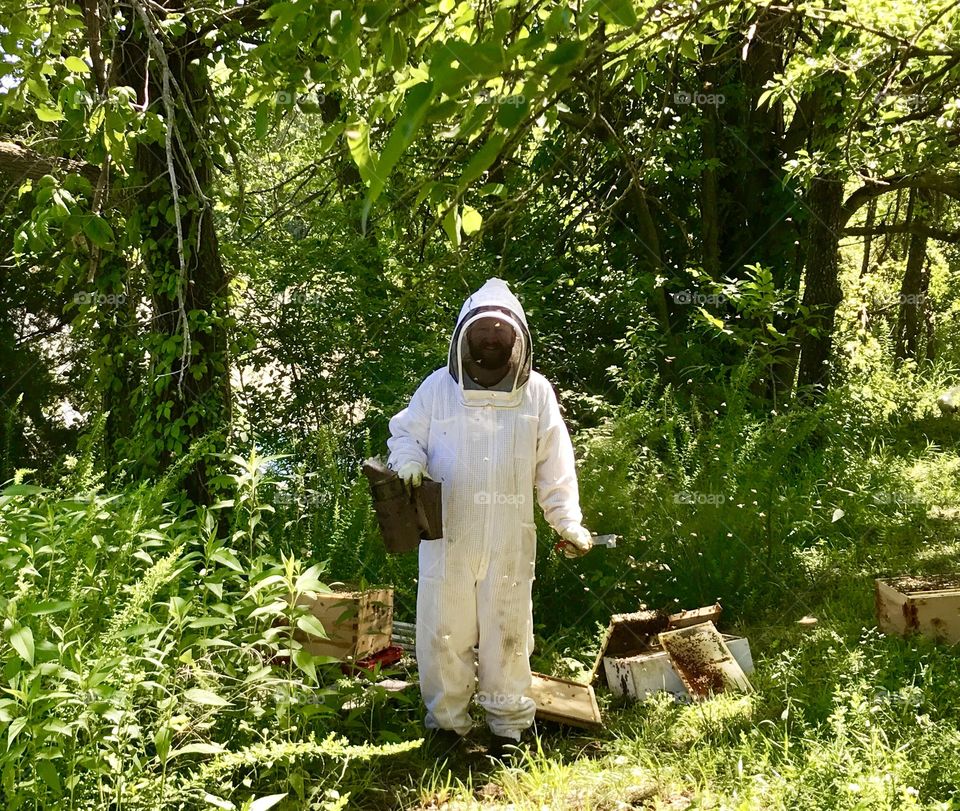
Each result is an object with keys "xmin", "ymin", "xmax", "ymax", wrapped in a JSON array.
[{"xmin": 406, "ymin": 477, "xmax": 960, "ymax": 809}]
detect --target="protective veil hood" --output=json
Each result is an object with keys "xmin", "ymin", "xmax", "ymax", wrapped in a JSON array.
[{"xmin": 446, "ymin": 278, "xmax": 532, "ymax": 407}]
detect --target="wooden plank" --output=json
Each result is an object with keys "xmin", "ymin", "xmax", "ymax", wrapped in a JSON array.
[
  {"xmin": 528, "ymin": 672, "xmax": 602, "ymax": 727},
  {"xmin": 658, "ymin": 622, "xmax": 752, "ymax": 700},
  {"xmin": 358, "ymin": 589, "xmax": 393, "ymax": 658},
  {"xmin": 875, "ymin": 578, "xmax": 910, "ymax": 637},
  {"xmin": 914, "ymin": 593, "xmax": 960, "ymax": 643},
  {"xmin": 667, "ymin": 603, "xmax": 723, "ymax": 630},
  {"xmin": 588, "ymin": 605, "xmax": 725, "ymax": 685}
]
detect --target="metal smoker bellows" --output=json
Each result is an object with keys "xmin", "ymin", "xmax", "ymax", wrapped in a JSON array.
[{"xmin": 362, "ymin": 457, "xmax": 443, "ymax": 554}]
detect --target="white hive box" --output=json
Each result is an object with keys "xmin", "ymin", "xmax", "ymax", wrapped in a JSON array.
[{"xmin": 604, "ymin": 633, "xmax": 754, "ymax": 700}]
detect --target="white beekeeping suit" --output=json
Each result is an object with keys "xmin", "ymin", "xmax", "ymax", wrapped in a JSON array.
[{"xmin": 387, "ymin": 278, "xmax": 589, "ymax": 742}]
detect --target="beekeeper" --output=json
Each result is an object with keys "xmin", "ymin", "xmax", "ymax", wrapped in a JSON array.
[{"xmin": 387, "ymin": 278, "xmax": 593, "ymax": 755}]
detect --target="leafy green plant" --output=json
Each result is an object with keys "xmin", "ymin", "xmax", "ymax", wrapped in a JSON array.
[{"xmin": 0, "ymin": 452, "xmax": 421, "ymax": 810}]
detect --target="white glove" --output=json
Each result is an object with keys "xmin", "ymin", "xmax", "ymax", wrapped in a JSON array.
[
  {"xmin": 396, "ymin": 461, "xmax": 425, "ymax": 490},
  {"xmin": 558, "ymin": 524, "xmax": 593, "ymax": 559}
]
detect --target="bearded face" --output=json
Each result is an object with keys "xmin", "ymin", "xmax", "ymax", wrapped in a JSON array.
[{"xmin": 466, "ymin": 317, "xmax": 516, "ymax": 369}]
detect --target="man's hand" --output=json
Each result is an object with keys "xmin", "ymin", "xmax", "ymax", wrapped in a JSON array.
[
  {"xmin": 557, "ymin": 524, "xmax": 593, "ymax": 559},
  {"xmin": 397, "ymin": 461, "xmax": 425, "ymax": 492}
]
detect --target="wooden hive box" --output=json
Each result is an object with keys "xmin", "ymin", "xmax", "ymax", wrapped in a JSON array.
[
  {"xmin": 589, "ymin": 603, "xmax": 723, "ymax": 686},
  {"xmin": 294, "ymin": 588, "xmax": 393, "ymax": 660},
  {"xmin": 528, "ymin": 672, "xmax": 602, "ymax": 727},
  {"xmin": 876, "ymin": 575, "xmax": 960, "ymax": 645}
]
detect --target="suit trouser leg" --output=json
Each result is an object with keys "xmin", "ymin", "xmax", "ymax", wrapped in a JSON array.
[
  {"xmin": 475, "ymin": 563, "xmax": 536, "ymax": 740},
  {"xmin": 416, "ymin": 550, "xmax": 478, "ymax": 735}
]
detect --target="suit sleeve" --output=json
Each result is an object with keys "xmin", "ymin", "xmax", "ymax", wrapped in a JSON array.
[
  {"xmin": 535, "ymin": 380, "xmax": 583, "ymax": 534},
  {"xmin": 386, "ymin": 375, "xmax": 433, "ymax": 472}
]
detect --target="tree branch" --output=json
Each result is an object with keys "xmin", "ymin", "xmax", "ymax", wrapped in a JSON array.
[
  {"xmin": 844, "ymin": 223, "xmax": 960, "ymax": 243},
  {"xmin": 840, "ymin": 174, "xmax": 960, "ymax": 226},
  {"xmin": 0, "ymin": 140, "xmax": 101, "ymax": 186}
]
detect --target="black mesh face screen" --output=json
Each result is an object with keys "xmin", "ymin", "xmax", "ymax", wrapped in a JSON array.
[{"xmin": 447, "ymin": 306, "xmax": 532, "ymax": 392}]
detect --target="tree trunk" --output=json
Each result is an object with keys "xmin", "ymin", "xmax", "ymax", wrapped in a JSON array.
[
  {"xmin": 797, "ymin": 175, "xmax": 845, "ymax": 395},
  {"xmin": 114, "ymin": 2, "xmax": 231, "ymax": 504},
  {"xmin": 859, "ymin": 198, "xmax": 875, "ymax": 278},
  {"xmin": 894, "ymin": 187, "xmax": 932, "ymax": 363},
  {"xmin": 700, "ymin": 50, "xmax": 720, "ymax": 281}
]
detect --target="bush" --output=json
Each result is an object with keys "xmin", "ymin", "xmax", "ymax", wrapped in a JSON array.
[{"xmin": 0, "ymin": 454, "xmax": 418, "ymax": 811}]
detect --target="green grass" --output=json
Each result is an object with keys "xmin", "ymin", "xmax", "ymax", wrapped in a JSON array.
[
  {"xmin": 374, "ymin": 450, "xmax": 960, "ymax": 811},
  {"xmin": 3, "ymin": 386, "xmax": 960, "ymax": 809}
]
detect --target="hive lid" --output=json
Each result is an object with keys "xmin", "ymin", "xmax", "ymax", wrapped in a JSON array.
[
  {"xmin": 529, "ymin": 672, "xmax": 602, "ymax": 727},
  {"xmin": 879, "ymin": 573, "xmax": 960, "ymax": 596}
]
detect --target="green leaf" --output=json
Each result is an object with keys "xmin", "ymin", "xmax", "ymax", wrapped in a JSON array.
[
  {"xmin": 295, "ymin": 563, "xmax": 329, "ymax": 593},
  {"xmin": 756, "ymin": 87, "xmax": 777, "ymax": 110},
  {"xmin": 36, "ymin": 106, "xmax": 65, "ymax": 123},
  {"xmin": 295, "ymin": 614, "xmax": 328, "ymax": 639},
  {"xmin": 184, "ymin": 688, "xmax": 231, "ymax": 707},
  {"xmin": 1, "ymin": 484, "xmax": 47, "ymax": 496},
  {"xmin": 24, "ymin": 600, "xmax": 72, "ymax": 617},
  {"xmin": 442, "ymin": 205, "xmax": 461, "ymax": 247},
  {"xmin": 26, "ymin": 77, "xmax": 51, "ymax": 102},
  {"xmin": 461, "ymin": 205, "xmax": 482, "ymax": 235},
  {"xmin": 345, "ymin": 120, "xmax": 376, "ymax": 187},
  {"xmin": 343, "ymin": 41, "xmax": 361, "ymax": 75},
  {"xmin": 496, "ymin": 94, "xmax": 530, "ymax": 129},
  {"xmin": 382, "ymin": 27, "xmax": 395, "ymax": 69},
  {"xmin": 259, "ymin": 1, "xmax": 296, "ymax": 22},
  {"xmin": 249, "ymin": 600, "xmax": 287, "ymax": 619},
  {"xmin": 545, "ymin": 40, "xmax": 585, "ymax": 67},
  {"xmin": 254, "ymin": 103, "xmax": 270, "ymax": 139},
  {"xmin": 9, "ymin": 626, "xmax": 34, "ymax": 666},
  {"xmin": 155, "ymin": 725, "xmax": 172, "ymax": 763},
  {"xmin": 444, "ymin": 40, "xmax": 506, "ymax": 78},
  {"xmin": 362, "ymin": 81, "xmax": 436, "ymax": 229},
  {"xmin": 169, "ymin": 742, "xmax": 225, "ymax": 758},
  {"xmin": 7, "ymin": 717, "xmax": 27, "ymax": 750},
  {"xmin": 597, "ymin": 0, "xmax": 637, "ymax": 26},
  {"xmin": 63, "ymin": 56, "xmax": 90, "ymax": 74},
  {"xmin": 211, "ymin": 547, "xmax": 243, "ymax": 572},
  {"xmin": 243, "ymin": 665, "xmax": 273, "ymax": 684},
  {"xmin": 698, "ymin": 307, "xmax": 729, "ymax": 333},
  {"xmin": 633, "ymin": 70, "xmax": 647, "ymax": 96},
  {"xmin": 187, "ymin": 617, "xmax": 234, "ymax": 629},
  {"xmin": 456, "ymin": 131, "xmax": 506, "ymax": 193},
  {"xmin": 429, "ymin": 49, "xmax": 464, "ymax": 95},
  {"xmin": 123, "ymin": 622, "xmax": 163, "ymax": 639},
  {"xmin": 83, "ymin": 215, "xmax": 114, "ymax": 247},
  {"xmin": 292, "ymin": 648, "xmax": 317, "ymax": 681},
  {"xmin": 35, "ymin": 759, "xmax": 61, "ymax": 795}
]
